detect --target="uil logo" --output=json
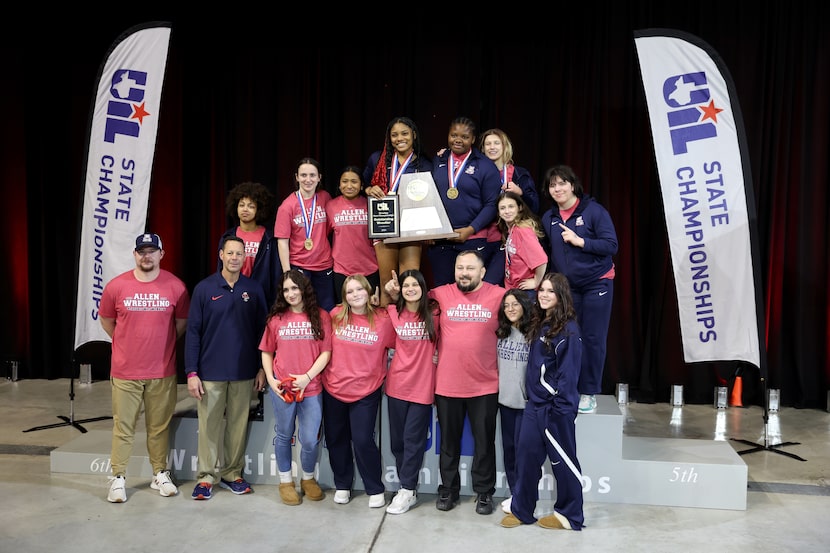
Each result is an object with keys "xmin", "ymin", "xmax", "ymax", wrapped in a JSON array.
[
  {"xmin": 104, "ymin": 69, "xmax": 151, "ymax": 144},
  {"xmin": 662, "ymin": 71, "xmax": 724, "ymax": 155}
]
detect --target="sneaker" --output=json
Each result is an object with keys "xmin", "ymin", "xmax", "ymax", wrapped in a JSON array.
[
  {"xmin": 501, "ymin": 496, "xmax": 512, "ymax": 514},
  {"xmin": 219, "ymin": 477, "xmax": 253, "ymax": 495},
  {"xmin": 192, "ymin": 482, "xmax": 212, "ymax": 500},
  {"xmin": 107, "ymin": 475, "xmax": 126, "ymax": 503},
  {"xmin": 435, "ymin": 489, "xmax": 459, "ymax": 511},
  {"xmin": 475, "ymin": 492, "xmax": 494, "ymax": 515},
  {"xmin": 578, "ymin": 394, "xmax": 597, "ymax": 414},
  {"xmin": 368, "ymin": 492, "xmax": 386, "ymax": 508},
  {"xmin": 279, "ymin": 482, "xmax": 301, "ymax": 506},
  {"xmin": 151, "ymin": 470, "xmax": 178, "ymax": 497},
  {"xmin": 386, "ymin": 488, "xmax": 417, "ymax": 515},
  {"xmin": 333, "ymin": 489, "xmax": 351, "ymax": 504},
  {"xmin": 300, "ymin": 478, "xmax": 324, "ymax": 501}
]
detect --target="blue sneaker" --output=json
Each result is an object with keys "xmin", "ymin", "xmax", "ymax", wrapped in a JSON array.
[
  {"xmin": 192, "ymin": 482, "xmax": 212, "ymax": 500},
  {"xmin": 220, "ymin": 477, "xmax": 253, "ymax": 495}
]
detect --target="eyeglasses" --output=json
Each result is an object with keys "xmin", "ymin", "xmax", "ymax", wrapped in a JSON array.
[{"xmin": 503, "ymin": 302, "xmax": 522, "ymax": 310}]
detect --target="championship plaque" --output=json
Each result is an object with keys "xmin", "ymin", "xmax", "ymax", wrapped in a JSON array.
[
  {"xmin": 368, "ymin": 195, "xmax": 399, "ymax": 239},
  {"xmin": 384, "ymin": 172, "xmax": 458, "ymax": 244}
]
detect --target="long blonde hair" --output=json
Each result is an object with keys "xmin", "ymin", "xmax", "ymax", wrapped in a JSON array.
[
  {"xmin": 332, "ymin": 274, "xmax": 380, "ymax": 329},
  {"xmin": 478, "ymin": 128, "xmax": 514, "ymax": 166}
]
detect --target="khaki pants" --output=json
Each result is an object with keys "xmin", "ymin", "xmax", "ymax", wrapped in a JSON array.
[
  {"xmin": 195, "ymin": 379, "xmax": 255, "ymax": 483},
  {"xmin": 110, "ymin": 375, "xmax": 177, "ymax": 476}
]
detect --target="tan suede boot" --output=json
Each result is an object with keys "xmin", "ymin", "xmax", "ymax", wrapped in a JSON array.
[
  {"xmin": 300, "ymin": 478, "xmax": 324, "ymax": 501},
  {"xmin": 279, "ymin": 482, "xmax": 301, "ymax": 506}
]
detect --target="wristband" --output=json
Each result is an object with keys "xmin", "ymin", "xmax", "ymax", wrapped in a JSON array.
[
  {"xmin": 187, "ymin": 371, "xmax": 198, "ymax": 379},
  {"xmin": 305, "ymin": 372, "xmax": 311, "ymax": 381}
]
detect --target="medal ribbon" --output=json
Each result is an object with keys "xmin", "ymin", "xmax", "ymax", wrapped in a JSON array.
[
  {"xmin": 296, "ymin": 191, "xmax": 317, "ymax": 242},
  {"xmin": 501, "ymin": 164, "xmax": 515, "ymax": 186},
  {"xmin": 389, "ymin": 151, "xmax": 414, "ymax": 194},
  {"xmin": 447, "ymin": 150, "xmax": 472, "ymax": 192}
]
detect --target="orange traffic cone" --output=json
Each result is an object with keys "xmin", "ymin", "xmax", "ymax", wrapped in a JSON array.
[{"xmin": 730, "ymin": 375, "xmax": 743, "ymax": 407}]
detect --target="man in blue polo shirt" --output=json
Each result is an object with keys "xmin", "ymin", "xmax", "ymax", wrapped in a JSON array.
[{"xmin": 184, "ymin": 235, "xmax": 268, "ymax": 500}]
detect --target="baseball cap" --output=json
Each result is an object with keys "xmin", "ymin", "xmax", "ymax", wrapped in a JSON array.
[{"xmin": 135, "ymin": 233, "xmax": 163, "ymax": 251}]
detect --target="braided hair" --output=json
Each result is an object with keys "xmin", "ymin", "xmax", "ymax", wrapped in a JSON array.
[{"xmin": 370, "ymin": 116, "xmax": 426, "ymax": 193}]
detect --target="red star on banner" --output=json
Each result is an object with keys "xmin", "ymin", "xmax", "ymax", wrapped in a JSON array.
[
  {"xmin": 699, "ymin": 99, "xmax": 724, "ymax": 123},
  {"xmin": 131, "ymin": 102, "xmax": 151, "ymax": 124}
]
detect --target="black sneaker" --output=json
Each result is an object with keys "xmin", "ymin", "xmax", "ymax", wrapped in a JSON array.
[
  {"xmin": 475, "ymin": 493, "xmax": 494, "ymax": 515},
  {"xmin": 435, "ymin": 489, "xmax": 459, "ymax": 511}
]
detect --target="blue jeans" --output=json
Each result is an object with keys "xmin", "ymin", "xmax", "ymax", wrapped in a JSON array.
[{"xmin": 270, "ymin": 388, "xmax": 323, "ymax": 474}]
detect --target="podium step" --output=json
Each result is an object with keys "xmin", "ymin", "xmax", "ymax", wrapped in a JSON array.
[{"xmin": 51, "ymin": 395, "xmax": 746, "ymax": 510}]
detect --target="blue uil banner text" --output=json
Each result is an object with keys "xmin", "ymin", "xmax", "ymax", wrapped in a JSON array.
[
  {"xmin": 74, "ymin": 22, "xmax": 172, "ymax": 351},
  {"xmin": 634, "ymin": 29, "xmax": 761, "ymax": 369}
]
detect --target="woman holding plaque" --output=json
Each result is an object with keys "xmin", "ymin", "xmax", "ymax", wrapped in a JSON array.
[
  {"xmin": 327, "ymin": 166, "xmax": 380, "ymax": 304},
  {"xmin": 427, "ymin": 117, "xmax": 502, "ymax": 287},
  {"xmin": 364, "ymin": 116, "xmax": 433, "ymax": 305},
  {"xmin": 275, "ymin": 157, "xmax": 336, "ymax": 310}
]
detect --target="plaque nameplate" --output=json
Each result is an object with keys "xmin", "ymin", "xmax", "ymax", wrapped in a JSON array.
[{"xmin": 368, "ymin": 195, "xmax": 399, "ymax": 239}]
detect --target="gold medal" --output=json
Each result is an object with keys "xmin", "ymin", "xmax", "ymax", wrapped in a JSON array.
[
  {"xmin": 304, "ymin": 238, "xmax": 313, "ymax": 250},
  {"xmin": 447, "ymin": 188, "xmax": 459, "ymax": 199}
]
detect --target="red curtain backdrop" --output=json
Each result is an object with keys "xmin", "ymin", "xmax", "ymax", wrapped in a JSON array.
[{"xmin": 2, "ymin": 6, "xmax": 827, "ymax": 407}]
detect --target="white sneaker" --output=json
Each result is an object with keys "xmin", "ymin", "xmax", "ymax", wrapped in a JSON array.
[
  {"xmin": 151, "ymin": 470, "xmax": 178, "ymax": 497},
  {"xmin": 107, "ymin": 475, "xmax": 126, "ymax": 503},
  {"xmin": 578, "ymin": 394, "xmax": 597, "ymax": 414},
  {"xmin": 501, "ymin": 496, "xmax": 512, "ymax": 514},
  {"xmin": 333, "ymin": 489, "xmax": 351, "ymax": 504},
  {"xmin": 386, "ymin": 488, "xmax": 417, "ymax": 514},
  {"xmin": 368, "ymin": 492, "xmax": 386, "ymax": 508}
]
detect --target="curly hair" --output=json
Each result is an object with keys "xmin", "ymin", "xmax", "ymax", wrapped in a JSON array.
[
  {"xmin": 225, "ymin": 181, "xmax": 276, "ymax": 224},
  {"xmin": 267, "ymin": 270, "xmax": 325, "ymax": 340},
  {"xmin": 496, "ymin": 288, "xmax": 536, "ymax": 342}
]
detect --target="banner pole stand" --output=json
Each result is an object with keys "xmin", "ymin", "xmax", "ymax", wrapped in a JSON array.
[
  {"xmin": 22, "ymin": 351, "xmax": 112, "ymax": 434},
  {"xmin": 730, "ymin": 370, "xmax": 806, "ymax": 462},
  {"xmin": 22, "ymin": 376, "xmax": 112, "ymax": 434}
]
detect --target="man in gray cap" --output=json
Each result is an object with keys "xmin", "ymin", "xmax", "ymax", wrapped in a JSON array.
[{"xmin": 99, "ymin": 233, "xmax": 191, "ymax": 503}]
